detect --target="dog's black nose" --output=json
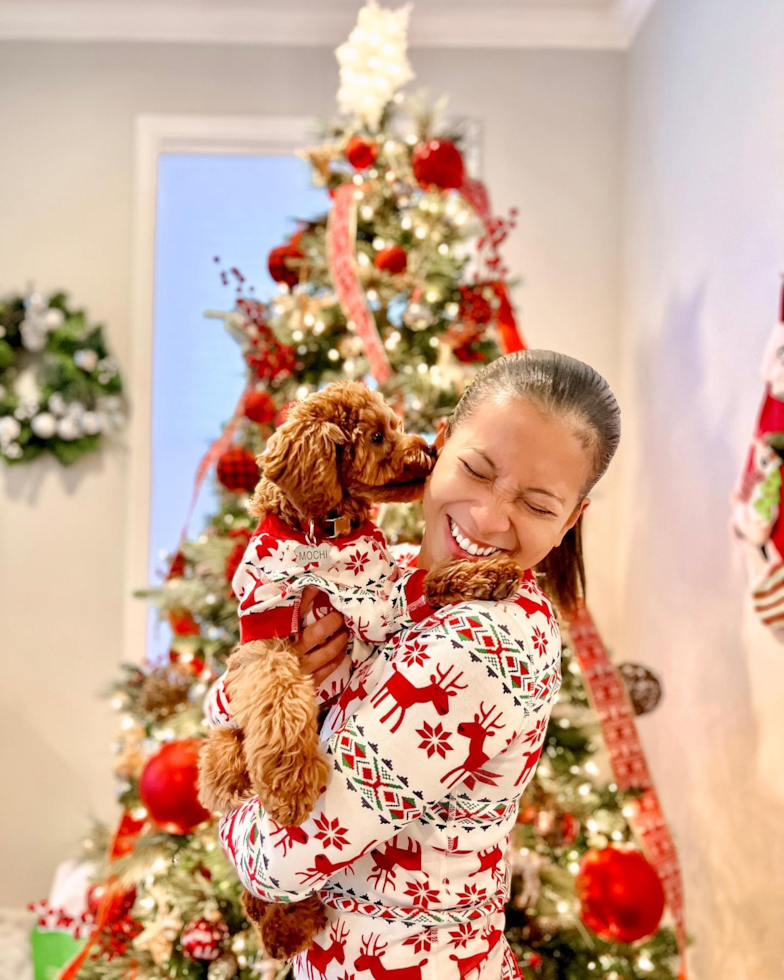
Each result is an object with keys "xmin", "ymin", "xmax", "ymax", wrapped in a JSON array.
[{"xmin": 424, "ymin": 443, "xmax": 439, "ymax": 459}]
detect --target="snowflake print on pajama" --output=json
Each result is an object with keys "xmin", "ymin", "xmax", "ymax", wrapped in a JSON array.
[{"xmin": 216, "ymin": 563, "xmax": 561, "ymax": 980}]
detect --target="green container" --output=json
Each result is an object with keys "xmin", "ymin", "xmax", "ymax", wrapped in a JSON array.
[{"xmin": 30, "ymin": 927, "xmax": 87, "ymax": 980}]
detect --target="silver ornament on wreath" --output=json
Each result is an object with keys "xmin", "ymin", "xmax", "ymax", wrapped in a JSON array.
[{"xmin": 618, "ymin": 662, "xmax": 663, "ymax": 716}]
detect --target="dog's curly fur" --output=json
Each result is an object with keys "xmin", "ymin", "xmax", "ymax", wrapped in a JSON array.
[{"xmin": 198, "ymin": 381, "xmax": 522, "ymax": 961}]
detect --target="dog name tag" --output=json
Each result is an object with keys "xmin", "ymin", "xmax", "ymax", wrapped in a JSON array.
[{"xmin": 294, "ymin": 543, "xmax": 331, "ymax": 566}]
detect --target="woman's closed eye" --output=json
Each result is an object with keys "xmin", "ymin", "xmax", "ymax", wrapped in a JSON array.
[
  {"xmin": 461, "ymin": 459, "xmax": 554, "ymax": 516},
  {"xmin": 460, "ymin": 459, "xmax": 489, "ymax": 481}
]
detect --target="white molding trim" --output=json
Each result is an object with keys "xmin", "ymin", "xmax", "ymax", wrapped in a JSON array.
[
  {"xmin": 614, "ymin": 0, "xmax": 658, "ymax": 45},
  {"xmin": 0, "ymin": 0, "xmax": 657, "ymax": 49},
  {"xmin": 122, "ymin": 114, "xmax": 313, "ymax": 666}
]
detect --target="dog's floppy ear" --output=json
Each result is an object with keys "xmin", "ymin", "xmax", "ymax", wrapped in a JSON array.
[{"xmin": 261, "ymin": 416, "xmax": 347, "ymax": 520}]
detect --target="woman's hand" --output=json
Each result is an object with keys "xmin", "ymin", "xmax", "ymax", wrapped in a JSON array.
[{"xmin": 291, "ymin": 586, "xmax": 350, "ymax": 687}]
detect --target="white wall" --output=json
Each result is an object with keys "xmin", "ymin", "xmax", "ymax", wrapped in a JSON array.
[
  {"xmin": 0, "ymin": 41, "xmax": 623, "ymax": 905},
  {"xmin": 621, "ymin": 0, "xmax": 784, "ymax": 975}
]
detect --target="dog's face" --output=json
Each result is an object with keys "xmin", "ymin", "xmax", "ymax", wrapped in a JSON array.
[{"xmin": 260, "ymin": 381, "xmax": 437, "ymax": 520}]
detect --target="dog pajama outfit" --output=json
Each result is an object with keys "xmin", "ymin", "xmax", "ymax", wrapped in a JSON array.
[
  {"xmin": 204, "ymin": 514, "xmax": 437, "ymax": 726},
  {"xmin": 213, "ymin": 557, "xmax": 562, "ymax": 980}
]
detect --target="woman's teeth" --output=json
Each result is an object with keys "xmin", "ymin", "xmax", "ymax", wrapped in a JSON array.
[{"xmin": 449, "ymin": 518, "xmax": 501, "ymax": 557}]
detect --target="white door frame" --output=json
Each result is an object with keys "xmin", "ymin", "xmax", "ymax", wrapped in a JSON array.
[{"xmin": 123, "ymin": 114, "xmax": 314, "ymax": 665}]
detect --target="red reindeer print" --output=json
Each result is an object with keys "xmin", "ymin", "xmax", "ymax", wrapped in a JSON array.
[
  {"xmin": 302, "ymin": 921, "xmax": 349, "ymax": 980},
  {"xmin": 332, "ymin": 665, "xmax": 374, "ymax": 730},
  {"xmin": 441, "ymin": 703, "xmax": 505, "ymax": 790},
  {"xmin": 356, "ymin": 935, "xmax": 426, "ymax": 980},
  {"xmin": 468, "ymin": 842, "xmax": 503, "ymax": 878},
  {"xmin": 449, "ymin": 927, "xmax": 503, "ymax": 980},
  {"xmin": 371, "ymin": 664, "xmax": 467, "ymax": 732},
  {"xmin": 514, "ymin": 742, "xmax": 544, "ymax": 787},
  {"xmin": 270, "ymin": 821, "xmax": 308, "ymax": 856},
  {"xmin": 298, "ymin": 840, "xmax": 378, "ymax": 885},
  {"xmin": 367, "ymin": 838, "xmax": 422, "ymax": 892},
  {"xmin": 515, "ymin": 593, "xmax": 554, "ymax": 624}
]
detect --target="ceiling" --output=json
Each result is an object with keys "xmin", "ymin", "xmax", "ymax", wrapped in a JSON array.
[{"xmin": 0, "ymin": 0, "xmax": 657, "ymax": 49}]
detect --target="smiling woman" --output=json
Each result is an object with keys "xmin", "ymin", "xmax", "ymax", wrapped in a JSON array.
[
  {"xmin": 216, "ymin": 350, "xmax": 622, "ymax": 980},
  {"xmin": 419, "ymin": 349, "xmax": 621, "ymax": 612}
]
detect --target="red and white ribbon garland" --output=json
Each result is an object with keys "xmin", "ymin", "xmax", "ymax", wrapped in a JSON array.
[
  {"xmin": 567, "ymin": 601, "xmax": 688, "ymax": 979},
  {"xmin": 327, "ymin": 183, "xmax": 393, "ymax": 385}
]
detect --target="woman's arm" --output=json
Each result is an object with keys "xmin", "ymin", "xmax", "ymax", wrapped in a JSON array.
[{"xmin": 218, "ymin": 598, "xmax": 559, "ymax": 903}]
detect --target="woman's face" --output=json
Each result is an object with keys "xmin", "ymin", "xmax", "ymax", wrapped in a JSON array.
[{"xmin": 419, "ymin": 395, "xmax": 593, "ymax": 572}]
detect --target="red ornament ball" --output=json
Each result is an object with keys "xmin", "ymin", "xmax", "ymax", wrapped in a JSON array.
[
  {"xmin": 244, "ymin": 390, "xmax": 276, "ymax": 425},
  {"xmin": 374, "ymin": 245, "xmax": 408, "ymax": 275},
  {"xmin": 412, "ymin": 139, "xmax": 465, "ymax": 190},
  {"xmin": 180, "ymin": 917, "xmax": 229, "ymax": 962},
  {"xmin": 268, "ymin": 232, "xmax": 304, "ymax": 289},
  {"xmin": 576, "ymin": 847, "xmax": 665, "ymax": 944},
  {"xmin": 217, "ymin": 446, "xmax": 258, "ymax": 494},
  {"xmin": 86, "ymin": 884, "xmax": 136, "ymax": 922},
  {"xmin": 139, "ymin": 739, "xmax": 211, "ymax": 835},
  {"xmin": 345, "ymin": 135, "xmax": 378, "ymax": 171}
]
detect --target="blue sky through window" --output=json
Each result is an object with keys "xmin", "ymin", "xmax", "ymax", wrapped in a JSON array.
[{"xmin": 149, "ymin": 151, "xmax": 328, "ymax": 662}]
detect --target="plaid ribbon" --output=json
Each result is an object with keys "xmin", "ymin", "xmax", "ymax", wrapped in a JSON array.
[
  {"xmin": 327, "ymin": 183, "xmax": 393, "ymax": 385},
  {"xmin": 566, "ymin": 601, "xmax": 688, "ymax": 979}
]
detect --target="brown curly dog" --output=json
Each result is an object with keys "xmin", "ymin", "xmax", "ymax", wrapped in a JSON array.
[{"xmin": 198, "ymin": 381, "xmax": 521, "ymax": 961}]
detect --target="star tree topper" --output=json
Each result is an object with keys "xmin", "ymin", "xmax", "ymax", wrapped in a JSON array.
[{"xmin": 336, "ymin": 0, "xmax": 415, "ymax": 131}]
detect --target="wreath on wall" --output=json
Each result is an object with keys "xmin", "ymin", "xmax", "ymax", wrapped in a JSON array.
[{"xmin": 0, "ymin": 290, "xmax": 125, "ymax": 466}]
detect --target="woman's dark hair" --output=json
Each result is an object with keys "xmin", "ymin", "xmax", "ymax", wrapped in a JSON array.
[{"xmin": 446, "ymin": 349, "xmax": 621, "ymax": 614}]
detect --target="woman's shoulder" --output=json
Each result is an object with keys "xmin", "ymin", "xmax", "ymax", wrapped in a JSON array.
[
  {"xmin": 406, "ymin": 574, "xmax": 559, "ymax": 678},
  {"xmin": 427, "ymin": 573, "xmax": 557, "ymax": 636}
]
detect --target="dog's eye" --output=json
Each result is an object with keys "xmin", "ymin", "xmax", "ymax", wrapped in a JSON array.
[{"xmin": 370, "ymin": 431, "xmax": 384, "ymax": 444}]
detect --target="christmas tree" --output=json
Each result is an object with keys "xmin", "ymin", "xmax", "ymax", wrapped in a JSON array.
[{"xmin": 47, "ymin": 4, "xmax": 689, "ymax": 979}]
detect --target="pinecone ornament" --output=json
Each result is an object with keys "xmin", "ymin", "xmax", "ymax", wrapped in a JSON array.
[{"xmin": 139, "ymin": 662, "xmax": 193, "ymax": 718}]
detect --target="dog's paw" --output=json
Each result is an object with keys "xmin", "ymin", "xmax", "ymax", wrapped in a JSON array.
[
  {"xmin": 423, "ymin": 555, "xmax": 522, "ymax": 606},
  {"xmin": 259, "ymin": 748, "xmax": 331, "ymax": 826}
]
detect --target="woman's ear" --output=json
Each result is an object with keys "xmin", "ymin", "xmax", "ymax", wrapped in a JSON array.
[
  {"xmin": 261, "ymin": 417, "xmax": 347, "ymax": 519},
  {"xmin": 555, "ymin": 497, "xmax": 590, "ymax": 547}
]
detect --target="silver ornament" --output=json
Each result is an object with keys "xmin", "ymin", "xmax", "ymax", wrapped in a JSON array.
[
  {"xmin": 81, "ymin": 411, "xmax": 102, "ymax": 435},
  {"xmin": 74, "ymin": 349, "xmax": 99, "ymax": 372},
  {"xmin": 3, "ymin": 442, "xmax": 22, "ymax": 459},
  {"xmin": 44, "ymin": 308, "xmax": 65, "ymax": 330},
  {"xmin": 48, "ymin": 393, "xmax": 66, "ymax": 416},
  {"xmin": 31, "ymin": 412, "xmax": 57, "ymax": 439},
  {"xmin": 0, "ymin": 416, "xmax": 22, "ymax": 444},
  {"xmin": 56, "ymin": 416, "xmax": 80, "ymax": 441}
]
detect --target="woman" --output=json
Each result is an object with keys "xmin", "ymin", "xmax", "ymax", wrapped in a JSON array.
[{"xmin": 215, "ymin": 350, "xmax": 621, "ymax": 979}]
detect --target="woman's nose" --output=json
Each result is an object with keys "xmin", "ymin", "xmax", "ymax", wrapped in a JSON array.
[{"xmin": 470, "ymin": 499, "xmax": 512, "ymax": 536}]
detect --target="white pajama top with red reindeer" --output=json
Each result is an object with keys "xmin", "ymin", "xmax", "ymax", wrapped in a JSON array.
[{"xmin": 214, "ymin": 561, "xmax": 561, "ymax": 980}]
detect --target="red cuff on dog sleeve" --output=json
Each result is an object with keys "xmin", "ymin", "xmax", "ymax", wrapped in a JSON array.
[
  {"xmin": 239, "ymin": 603, "xmax": 300, "ymax": 642},
  {"xmin": 403, "ymin": 567, "xmax": 437, "ymax": 623}
]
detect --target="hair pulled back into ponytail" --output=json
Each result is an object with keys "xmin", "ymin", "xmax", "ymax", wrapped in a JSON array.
[{"xmin": 447, "ymin": 349, "xmax": 620, "ymax": 614}]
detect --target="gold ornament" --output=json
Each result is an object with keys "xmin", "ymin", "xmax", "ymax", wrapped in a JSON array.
[
  {"xmin": 208, "ymin": 952, "xmax": 239, "ymax": 980},
  {"xmin": 132, "ymin": 886, "xmax": 184, "ymax": 966},
  {"xmin": 113, "ymin": 720, "xmax": 146, "ymax": 780},
  {"xmin": 273, "ymin": 288, "xmax": 334, "ymax": 334},
  {"xmin": 296, "ymin": 139, "xmax": 346, "ymax": 185}
]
